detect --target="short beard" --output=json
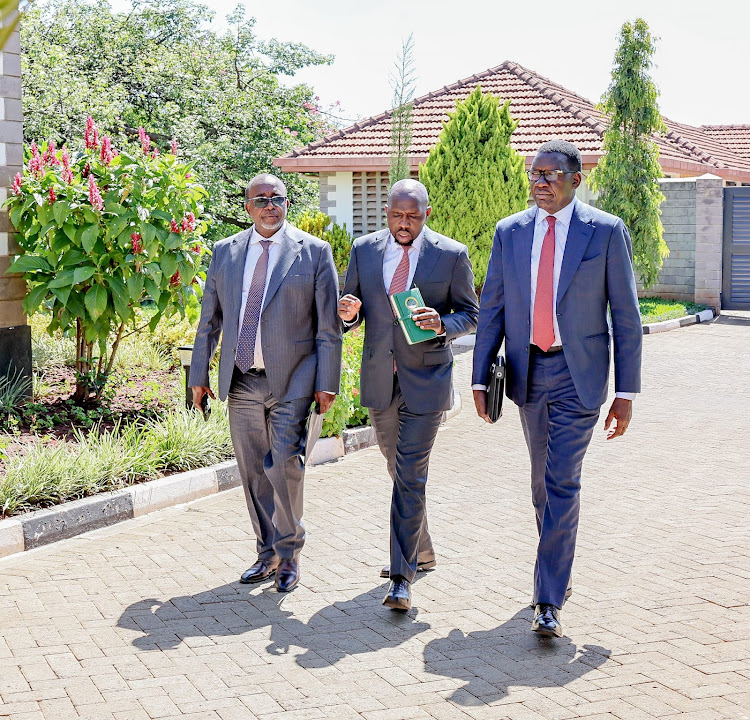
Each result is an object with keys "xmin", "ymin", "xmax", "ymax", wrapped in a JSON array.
[{"xmin": 256, "ymin": 216, "xmax": 285, "ymax": 234}]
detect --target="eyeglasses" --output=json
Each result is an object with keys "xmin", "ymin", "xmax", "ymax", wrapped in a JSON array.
[
  {"xmin": 248, "ymin": 195, "xmax": 287, "ymax": 208},
  {"xmin": 527, "ymin": 170, "xmax": 577, "ymax": 183}
]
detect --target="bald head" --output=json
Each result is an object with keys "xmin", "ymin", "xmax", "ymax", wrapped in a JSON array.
[
  {"xmin": 245, "ymin": 173, "xmax": 286, "ymax": 201},
  {"xmin": 388, "ymin": 179, "xmax": 430, "ymax": 212}
]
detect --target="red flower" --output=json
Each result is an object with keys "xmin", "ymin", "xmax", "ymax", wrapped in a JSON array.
[
  {"xmin": 130, "ymin": 232, "xmax": 143, "ymax": 254},
  {"xmin": 88, "ymin": 174, "xmax": 103, "ymax": 211},
  {"xmin": 12, "ymin": 172, "xmax": 22, "ymax": 195},
  {"xmin": 42, "ymin": 141, "xmax": 61, "ymax": 166},
  {"xmin": 169, "ymin": 271, "xmax": 181, "ymax": 287},
  {"xmin": 28, "ymin": 142, "xmax": 43, "ymax": 177},
  {"xmin": 170, "ymin": 219, "xmax": 180, "ymax": 234},
  {"xmin": 192, "ymin": 243, "xmax": 201, "ymax": 253},
  {"xmin": 170, "ymin": 138, "xmax": 178, "ymax": 155},
  {"xmin": 138, "ymin": 127, "xmax": 151, "ymax": 155},
  {"xmin": 100, "ymin": 136, "xmax": 115, "ymax": 165},
  {"xmin": 352, "ymin": 388, "xmax": 359, "ymax": 397},
  {"xmin": 181, "ymin": 212, "xmax": 196, "ymax": 232},
  {"xmin": 85, "ymin": 116, "xmax": 100, "ymax": 149},
  {"xmin": 48, "ymin": 186, "xmax": 57, "ymax": 204},
  {"xmin": 61, "ymin": 147, "xmax": 74, "ymax": 184}
]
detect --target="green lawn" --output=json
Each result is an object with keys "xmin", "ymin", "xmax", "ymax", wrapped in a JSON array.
[{"xmin": 639, "ymin": 297, "xmax": 707, "ymax": 324}]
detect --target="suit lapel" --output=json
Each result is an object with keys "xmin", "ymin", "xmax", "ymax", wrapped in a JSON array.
[
  {"xmin": 368, "ymin": 229, "xmax": 391, "ymax": 302},
  {"xmin": 262, "ymin": 225, "xmax": 303, "ymax": 311},
  {"xmin": 228, "ymin": 228, "xmax": 252, "ymax": 335},
  {"xmin": 411, "ymin": 228, "xmax": 441, "ymax": 288},
  {"xmin": 557, "ymin": 202, "xmax": 595, "ymax": 304},
  {"xmin": 512, "ymin": 209, "xmax": 536, "ymax": 311}
]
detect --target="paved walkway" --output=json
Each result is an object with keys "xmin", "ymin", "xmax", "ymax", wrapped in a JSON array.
[{"xmin": 1, "ymin": 316, "xmax": 749, "ymax": 720}]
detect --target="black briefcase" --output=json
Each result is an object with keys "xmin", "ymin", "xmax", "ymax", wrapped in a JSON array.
[{"xmin": 487, "ymin": 354, "xmax": 505, "ymax": 423}]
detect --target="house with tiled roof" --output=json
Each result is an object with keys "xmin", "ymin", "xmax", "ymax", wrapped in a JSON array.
[{"xmin": 274, "ymin": 61, "xmax": 750, "ymax": 239}]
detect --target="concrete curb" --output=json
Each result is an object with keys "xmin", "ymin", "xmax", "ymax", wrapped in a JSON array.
[
  {"xmin": 1, "ymin": 393, "xmax": 469, "ymax": 559},
  {"xmin": 642, "ymin": 308, "xmax": 715, "ymax": 334}
]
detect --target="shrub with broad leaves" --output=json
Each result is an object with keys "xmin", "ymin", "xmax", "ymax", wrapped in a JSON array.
[{"xmin": 4, "ymin": 117, "xmax": 209, "ymax": 404}]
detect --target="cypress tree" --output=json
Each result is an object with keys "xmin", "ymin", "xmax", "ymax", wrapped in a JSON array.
[
  {"xmin": 588, "ymin": 18, "xmax": 669, "ymax": 288},
  {"xmin": 419, "ymin": 85, "xmax": 528, "ymax": 289}
]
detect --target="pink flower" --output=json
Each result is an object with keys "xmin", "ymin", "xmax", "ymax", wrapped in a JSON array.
[
  {"xmin": 181, "ymin": 212, "xmax": 196, "ymax": 232},
  {"xmin": 12, "ymin": 172, "xmax": 22, "ymax": 195},
  {"xmin": 170, "ymin": 138, "xmax": 178, "ymax": 155},
  {"xmin": 185, "ymin": 173, "xmax": 192, "ymax": 179},
  {"xmin": 151, "ymin": 148, "xmax": 159, "ymax": 159},
  {"xmin": 85, "ymin": 116, "xmax": 100, "ymax": 150},
  {"xmin": 88, "ymin": 174, "xmax": 103, "ymax": 211},
  {"xmin": 138, "ymin": 126, "xmax": 151, "ymax": 155},
  {"xmin": 291, "ymin": 130, "xmax": 298, "ymax": 137},
  {"xmin": 170, "ymin": 219, "xmax": 180, "ymax": 234},
  {"xmin": 48, "ymin": 186, "xmax": 57, "ymax": 204},
  {"xmin": 82, "ymin": 162, "xmax": 91, "ymax": 178},
  {"xmin": 100, "ymin": 136, "xmax": 114, "ymax": 165},
  {"xmin": 61, "ymin": 147, "xmax": 74, "ymax": 184},
  {"xmin": 352, "ymin": 388, "xmax": 359, "ymax": 397},
  {"xmin": 28, "ymin": 142, "xmax": 43, "ymax": 177},
  {"xmin": 130, "ymin": 232, "xmax": 143, "ymax": 254},
  {"xmin": 42, "ymin": 141, "xmax": 61, "ymax": 166}
]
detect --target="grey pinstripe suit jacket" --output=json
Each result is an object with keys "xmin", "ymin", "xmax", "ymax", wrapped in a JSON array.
[{"xmin": 189, "ymin": 224, "xmax": 342, "ymax": 402}]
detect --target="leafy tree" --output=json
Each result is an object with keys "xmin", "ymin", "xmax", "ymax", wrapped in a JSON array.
[
  {"xmin": 588, "ymin": 18, "xmax": 668, "ymax": 288},
  {"xmin": 419, "ymin": 86, "xmax": 528, "ymax": 289},
  {"xmin": 389, "ymin": 34, "xmax": 416, "ymax": 187},
  {"xmin": 19, "ymin": 0, "xmax": 335, "ymax": 241},
  {"xmin": 5, "ymin": 119, "xmax": 208, "ymax": 404},
  {"xmin": 296, "ymin": 210, "xmax": 353, "ymax": 274}
]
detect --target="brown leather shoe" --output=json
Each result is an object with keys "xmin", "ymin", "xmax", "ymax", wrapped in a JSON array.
[
  {"xmin": 382, "ymin": 576, "xmax": 411, "ymax": 610},
  {"xmin": 379, "ymin": 558, "xmax": 436, "ymax": 579},
  {"xmin": 275, "ymin": 558, "xmax": 300, "ymax": 593},
  {"xmin": 531, "ymin": 603, "xmax": 563, "ymax": 638},
  {"xmin": 239, "ymin": 557, "xmax": 280, "ymax": 584}
]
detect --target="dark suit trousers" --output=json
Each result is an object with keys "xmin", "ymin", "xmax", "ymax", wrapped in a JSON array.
[
  {"xmin": 227, "ymin": 367, "xmax": 310, "ymax": 560},
  {"xmin": 368, "ymin": 376, "xmax": 442, "ymax": 582},
  {"xmin": 519, "ymin": 351, "xmax": 600, "ymax": 609}
]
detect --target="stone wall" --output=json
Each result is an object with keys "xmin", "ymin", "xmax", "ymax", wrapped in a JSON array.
[{"xmin": 0, "ymin": 26, "xmax": 31, "ymax": 384}]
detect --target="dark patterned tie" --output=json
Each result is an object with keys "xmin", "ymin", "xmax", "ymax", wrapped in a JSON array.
[{"xmin": 236, "ymin": 239, "xmax": 272, "ymax": 372}]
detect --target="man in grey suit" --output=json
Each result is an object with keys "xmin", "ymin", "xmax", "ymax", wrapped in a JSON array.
[
  {"xmin": 339, "ymin": 179, "xmax": 479, "ymax": 610},
  {"xmin": 472, "ymin": 140, "xmax": 642, "ymax": 637},
  {"xmin": 190, "ymin": 173, "xmax": 342, "ymax": 593}
]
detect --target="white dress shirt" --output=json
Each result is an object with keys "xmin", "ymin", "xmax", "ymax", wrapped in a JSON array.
[
  {"xmin": 383, "ymin": 229, "xmax": 424, "ymax": 290},
  {"xmin": 238, "ymin": 222, "xmax": 285, "ymax": 369},
  {"xmin": 474, "ymin": 198, "xmax": 635, "ymax": 400}
]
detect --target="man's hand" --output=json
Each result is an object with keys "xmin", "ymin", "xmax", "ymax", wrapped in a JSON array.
[
  {"xmin": 315, "ymin": 391, "xmax": 336, "ymax": 414},
  {"xmin": 338, "ymin": 294, "xmax": 362, "ymax": 322},
  {"xmin": 191, "ymin": 385, "xmax": 215, "ymax": 409},
  {"xmin": 473, "ymin": 389, "xmax": 492, "ymax": 423},
  {"xmin": 604, "ymin": 397, "xmax": 632, "ymax": 439},
  {"xmin": 412, "ymin": 306, "xmax": 444, "ymax": 334}
]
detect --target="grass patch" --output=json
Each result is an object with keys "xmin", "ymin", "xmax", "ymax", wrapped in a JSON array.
[{"xmin": 639, "ymin": 297, "xmax": 707, "ymax": 324}]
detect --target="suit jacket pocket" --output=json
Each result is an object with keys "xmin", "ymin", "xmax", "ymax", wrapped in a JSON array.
[
  {"xmin": 423, "ymin": 347, "xmax": 453, "ymax": 366},
  {"xmin": 287, "ymin": 273, "xmax": 313, "ymax": 283}
]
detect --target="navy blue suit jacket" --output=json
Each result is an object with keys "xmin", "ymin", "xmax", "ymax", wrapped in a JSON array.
[{"xmin": 472, "ymin": 201, "xmax": 642, "ymax": 410}]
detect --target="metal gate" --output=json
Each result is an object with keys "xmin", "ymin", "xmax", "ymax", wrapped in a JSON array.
[{"xmin": 722, "ymin": 187, "xmax": 750, "ymax": 309}]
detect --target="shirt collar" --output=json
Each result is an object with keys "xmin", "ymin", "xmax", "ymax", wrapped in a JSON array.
[
  {"xmin": 536, "ymin": 197, "xmax": 577, "ymax": 228},
  {"xmin": 250, "ymin": 221, "xmax": 286, "ymax": 245},
  {"xmin": 388, "ymin": 227, "xmax": 425, "ymax": 253}
]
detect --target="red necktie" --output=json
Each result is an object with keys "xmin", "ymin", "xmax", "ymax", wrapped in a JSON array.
[
  {"xmin": 533, "ymin": 216, "xmax": 556, "ymax": 351},
  {"xmin": 389, "ymin": 245, "xmax": 410, "ymax": 371}
]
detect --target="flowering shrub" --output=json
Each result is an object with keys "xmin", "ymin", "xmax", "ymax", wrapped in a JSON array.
[
  {"xmin": 321, "ymin": 327, "xmax": 368, "ymax": 438},
  {"xmin": 5, "ymin": 117, "xmax": 209, "ymax": 404}
]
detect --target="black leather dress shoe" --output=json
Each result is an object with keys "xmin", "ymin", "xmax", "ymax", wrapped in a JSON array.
[
  {"xmin": 382, "ymin": 576, "xmax": 411, "ymax": 610},
  {"xmin": 275, "ymin": 558, "xmax": 300, "ymax": 593},
  {"xmin": 379, "ymin": 558, "xmax": 436, "ymax": 579},
  {"xmin": 240, "ymin": 557, "xmax": 279, "ymax": 584},
  {"xmin": 532, "ymin": 603, "xmax": 563, "ymax": 638}
]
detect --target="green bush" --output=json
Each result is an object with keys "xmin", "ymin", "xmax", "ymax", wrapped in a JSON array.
[{"xmin": 297, "ymin": 210, "xmax": 353, "ymax": 274}]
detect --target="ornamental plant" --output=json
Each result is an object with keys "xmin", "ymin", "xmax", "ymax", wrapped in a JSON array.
[{"xmin": 5, "ymin": 117, "xmax": 209, "ymax": 405}]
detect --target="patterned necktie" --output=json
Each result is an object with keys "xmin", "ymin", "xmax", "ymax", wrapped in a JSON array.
[
  {"xmin": 533, "ymin": 216, "xmax": 556, "ymax": 351},
  {"xmin": 236, "ymin": 239, "xmax": 272, "ymax": 372},
  {"xmin": 389, "ymin": 244, "xmax": 411, "ymax": 371}
]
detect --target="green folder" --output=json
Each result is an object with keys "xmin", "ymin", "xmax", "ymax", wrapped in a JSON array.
[{"xmin": 389, "ymin": 286, "xmax": 437, "ymax": 345}]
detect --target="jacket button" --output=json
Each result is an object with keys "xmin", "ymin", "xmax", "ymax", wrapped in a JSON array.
[{"xmin": 393, "ymin": 320, "xmax": 398, "ymax": 325}]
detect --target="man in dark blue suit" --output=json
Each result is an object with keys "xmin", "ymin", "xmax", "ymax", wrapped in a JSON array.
[{"xmin": 472, "ymin": 140, "xmax": 642, "ymax": 638}]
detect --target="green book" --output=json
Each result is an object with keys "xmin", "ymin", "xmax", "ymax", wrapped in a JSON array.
[{"xmin": 389, "ymin": 286, "xmax": 437, "ymax": 345}]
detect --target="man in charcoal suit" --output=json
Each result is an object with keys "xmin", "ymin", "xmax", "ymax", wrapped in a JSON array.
[
  {"xmin": 338, "ymin": 179, "xmax": 479, "ymax": 610},
  {"xmin": 472, "ymin": 140, "xmax": 642, "ymax": 637},
  {"xmin": 190, "ymin": 173, "xmax": 342, "ymax": 592}
]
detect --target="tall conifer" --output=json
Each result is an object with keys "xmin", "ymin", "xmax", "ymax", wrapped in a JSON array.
[
  {"xmin": 419, "ymin": 86, "xmax": 528, "ymax": 288},
  {"xmin": 588, "ymin": 18, "xmax": 668, "ymax": 288}
]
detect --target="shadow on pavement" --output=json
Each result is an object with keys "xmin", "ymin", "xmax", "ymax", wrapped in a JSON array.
[{"xmin": 424, "ymin": 607, "xmax": 611, "ymax": 704}]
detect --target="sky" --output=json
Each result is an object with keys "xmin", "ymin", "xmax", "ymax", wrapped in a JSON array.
[{"xmin": 114, "ymin": 0, "xmax": 750, "ymax": 128}]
